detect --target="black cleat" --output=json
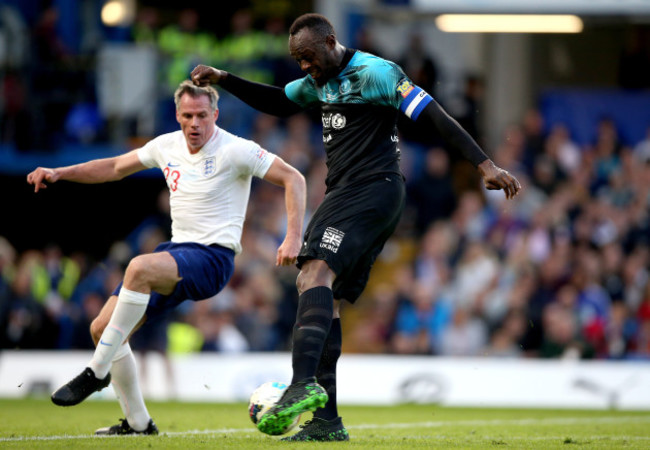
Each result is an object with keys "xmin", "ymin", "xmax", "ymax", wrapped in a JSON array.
[
  {"xmin": 95, "ymin": 418, "xmax": 159, "ymax": 435},
  {"xmin": 281, "ymin": 416, "xmax": 349, "ymax": 442},
  {"xmin": 257, "ymin": 377, "xmax": 328, "ymax": 436},
  {"xmin": 51, "ymin": 367, "xmax": 111, "ymax": 406}
]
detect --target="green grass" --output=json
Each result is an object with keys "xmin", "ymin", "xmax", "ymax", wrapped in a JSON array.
[{"xmin": 1, "ymin": 398, "xmax": 649, "ymax": 449}]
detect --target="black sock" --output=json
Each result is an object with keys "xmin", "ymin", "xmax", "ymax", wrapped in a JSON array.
[
  {"xmin": 314, "ymin": 318, "xmax": 341, "ymax": 421},
  {"xmin": 291, "ymin": 287, "xmax": 333, "ymax": 383}
]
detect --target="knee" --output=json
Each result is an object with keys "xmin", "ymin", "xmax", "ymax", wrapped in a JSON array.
[
  {"xmin": 296, "ymin": 271, "xmax": 308, "ymax": 294},
  {"xmin": 124, "ymin": 255, "xmax": 150, "ymax": 282},
  {"xmin": 296, "ymin": 270, "xmax": 321, "ymax": 295},
  {"xmin": 296, "ymin": 261, "xmax": 334, "ymax": 294}
]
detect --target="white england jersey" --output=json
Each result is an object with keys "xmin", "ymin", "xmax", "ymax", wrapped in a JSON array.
[{"xmin": 137, "ymin": 125, "xmax": 275, "ymax": 254}]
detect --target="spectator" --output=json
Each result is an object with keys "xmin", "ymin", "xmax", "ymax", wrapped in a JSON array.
[
  {"xmin": 633, "ymin": 127, "xmax": 650, "ymax": 164},
  {"xmin": 438, "ymin": 306, "xmax": 488, "ymax": 356},
  {"xmin": 347, "ymin": 283, "xmax": 399, "ymax": 353},
  {"xmin": 451, "ymin": 240, "xmax": 499, "ymax": 315},
  {"xmin": 450, "ymin": 75, "xmax": 484, "ymax": 143},
  {"xmin": 392, "ymin": 280, "xmax": 453, "ymax": 355},
  {"xmin": 539, "ymin": 301, "xmax": 594, "ymax": 359},
  {"xmin": 545, "ymin": 123, "xmax": 581, "ymax": 176},
  {"xmin": 590, "ymin": 117, "xmax": 622, "ymax": 192},
  {"xmin": 132, "ymin": 7, "xmax": 161, "ymax": 46},
  {"xmin": 398, "ymin": 32, "xmax": 439, "ymax": 97},
  {"xmin": 158, "ymin": 8, "xmax": 216, "ymax": 95},
  {"xmin": 484, "ymin": 307, "xmax": 527, "ymax": 358},
  {"xmin": 407, "ymin": 147, "xmax": 457, "ymax": 235},
  {"xmin": 521, "ymin": 109, "xmax": 546, "ymax": 174}
]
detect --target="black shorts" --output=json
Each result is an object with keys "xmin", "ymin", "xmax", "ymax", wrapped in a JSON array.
[{"xmin": 297, "ymin": 173, "xmax": 406, "ymax": 303}]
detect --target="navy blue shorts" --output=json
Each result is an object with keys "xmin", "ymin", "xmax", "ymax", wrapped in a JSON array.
[{"xmin": 112, "ymin": 241, "xmax": 235, "ymax": 319}]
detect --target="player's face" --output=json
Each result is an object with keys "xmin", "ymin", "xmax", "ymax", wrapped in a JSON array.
[
  {"xmin": 289, "ymin": 29, "xmax": 338, "ymax": 86},
  {"xmin": 176, "ymin": 94, "xmax": 219, "ymax": 152}
]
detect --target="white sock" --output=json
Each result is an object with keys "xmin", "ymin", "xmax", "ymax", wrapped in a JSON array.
[
  {"xmin": 111, "ymin": 344, "xmax": 152, "ymax": 431},
  {"xmin": 89, "ymin": 288, "xmax": 149, "ymax": 379}
]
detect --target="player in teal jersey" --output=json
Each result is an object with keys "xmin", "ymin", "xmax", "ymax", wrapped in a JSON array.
[{"xmin": 192, "ymin": 13, "xmax": 520, "ymax": 440}]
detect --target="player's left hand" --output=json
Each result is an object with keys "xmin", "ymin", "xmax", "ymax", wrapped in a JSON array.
[
  {"xmin": 478, "ymin": 160, "xmax": 522, "ymax": 200},
  {"xmin": 27, "ymin": 167, "xmax": 60, "ymax": 193},
  {"xmin": 276, "ymin": 237, "xmax": 302, "ymax": 266}
]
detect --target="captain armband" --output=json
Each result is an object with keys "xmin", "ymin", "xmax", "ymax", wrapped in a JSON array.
[{"xmin": 397, "ymin": 81, "xmax": 433, "ymax": 121}]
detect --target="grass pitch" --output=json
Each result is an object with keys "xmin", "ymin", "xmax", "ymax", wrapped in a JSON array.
[{"xmin": 1, "ymin": 398, "xmax": 649, "ymax": 448}]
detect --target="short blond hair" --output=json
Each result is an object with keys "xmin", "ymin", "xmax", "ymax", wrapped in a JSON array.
[{"xmin": 174, "ymin": 80, "xmax": 219, "ymax": 111}]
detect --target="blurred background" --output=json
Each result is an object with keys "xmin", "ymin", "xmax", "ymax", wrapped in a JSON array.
[{"xmin": 1, "ymin": 0, "xmax": 649, "ymax": 368}]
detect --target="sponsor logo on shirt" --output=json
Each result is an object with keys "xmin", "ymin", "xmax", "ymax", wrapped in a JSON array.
[
  {"xmin": 322, "ymin": 113, "xmax": 331, "ymax": 128},
  {"xmin": 322, "ymin": 112, "xmax": 347, "ymax": 130},
  {"xmin": 397, "ymin": 79, "xmax": 414, "ymax": 98},
  {"xmin": 255, "ymin": 148, "xmax": 268, "ymax": 160},
  {"xmin": 320, "ymin": 227, "xmax": 345, "ymax": 253},
  {"xmin": 202, "ymin": 157, "xmax": 216, "ymax": 177},
  {"xmin": 331, "ymin": 113, "xmax": 346, "ymax": 129}
]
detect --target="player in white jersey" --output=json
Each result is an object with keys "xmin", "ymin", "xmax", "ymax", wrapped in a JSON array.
[{"xmin": 26, "ymin": 80, "xmax": 307, "ymax": 435}]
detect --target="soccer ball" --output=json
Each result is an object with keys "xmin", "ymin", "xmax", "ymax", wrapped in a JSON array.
[{"xmin": 248, "ymin": 381, "xmax": 300, "ymax": 433}]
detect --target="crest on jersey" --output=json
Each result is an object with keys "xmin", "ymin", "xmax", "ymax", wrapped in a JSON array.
[
  {"xmin": 202, "ymin": 157, "xmax": 216, "ymax": 177},
  {"xmin": 397, "ymin": 79, "xmax": 414, "ymax": 98}
]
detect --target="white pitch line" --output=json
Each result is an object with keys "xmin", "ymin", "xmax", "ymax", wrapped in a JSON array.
[
  {"xmin": 349, "ymin": 415, "xmax": 650, "ymax": 429},
  {"xmin": 2, "ymin": 415, "xmax": 650, "ymax": 443}
]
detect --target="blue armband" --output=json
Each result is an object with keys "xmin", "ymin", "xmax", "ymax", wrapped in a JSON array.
[{"xmin": 399, "ymin": 86, "xmax": 433, "ymax": 121}]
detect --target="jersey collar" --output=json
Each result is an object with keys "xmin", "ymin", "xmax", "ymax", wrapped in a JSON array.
[{"xmin": 335, "ymin": 48, "xmax": 356, "ymax": 77}]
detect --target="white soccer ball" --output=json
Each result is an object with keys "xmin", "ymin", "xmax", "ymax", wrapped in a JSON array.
[{"xmin": 248, "ymin": 381, "xmax": 300, "ymax": 433}]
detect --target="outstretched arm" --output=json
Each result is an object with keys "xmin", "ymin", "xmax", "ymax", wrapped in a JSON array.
[
  {"xmin": 262, "ymin": 156, "xmax": 307, "ymax": 266},
  {"xmin": 414, "ymin": 98, "xmax": 522, "ymax": 199},
  {"xmin": 26, "ymin": 150, "xmax": 147, "ymax": 193},
  {"xmin": 191, "ymin": 65, "xmax": 303, "ymax": 117}
]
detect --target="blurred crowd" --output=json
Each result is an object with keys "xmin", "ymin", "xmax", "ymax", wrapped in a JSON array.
[
  {"xmin": 2, "ymin": 109, "xmax": 649, "ymax": 361},
  {"xmin": 1, "ymin": 3, "xmax": 649, "ymax": 361},
  {"xmin": 0, "ymin": 4, "xmax": 302, "ymax": 150}
]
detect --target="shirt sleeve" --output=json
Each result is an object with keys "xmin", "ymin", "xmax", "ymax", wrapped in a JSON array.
[
  {"xmin": 284, "ymin": 77, "xmax": 321, "ymax": 109},
  {"xmin": 137, "ymin": 137, "xmax": 162, "ymax": 168},
  {"xmin": 357, "ymin": 59, "xmax": 433, "ymax": 120},
  {"xmin": 358, "ymin": 61, "xmax": 406, "ymax": 108},
  {"xmin": 229, "ymin": 140, "xmax": 277, "ymax": 179}
]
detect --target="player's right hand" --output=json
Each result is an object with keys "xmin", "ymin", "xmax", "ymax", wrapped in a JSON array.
[
  {"xmin": 275, "ymin": 235, "xmax": 302, "ymax": 267},
  {"xmin": 26, "ymin": 167, "xmax": 59, "ymax": 193},
  {"xmin": 191, "ymin": 65, "xmax": 226, "ymax": 86}
]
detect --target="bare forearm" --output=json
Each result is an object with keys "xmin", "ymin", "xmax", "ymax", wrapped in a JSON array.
[
  {"xmin": 284, "ymin": 173, "xmax": 307, "ymax": 240},
  {"xmin": 28, "ymin": 149, "xmax": 145, "ymax": 193},
  {"xmin": 55, "ymin": 158, "xmax": 124, "ymax": 184}
]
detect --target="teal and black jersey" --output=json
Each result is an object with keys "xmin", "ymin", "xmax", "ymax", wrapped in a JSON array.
[{"xmin": 284, "ymin": 49, "xmax": 432, "ymax": 190}]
